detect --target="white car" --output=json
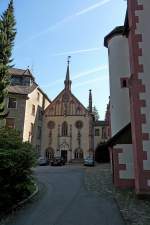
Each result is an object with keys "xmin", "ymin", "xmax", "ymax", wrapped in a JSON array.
[
  {"xmin": 84, "ymin": 156, "xmax": 95, "ymax": 166},
  {"xmin": 38, "ymin": 157, "xmax": 49, "ymax": 166}
]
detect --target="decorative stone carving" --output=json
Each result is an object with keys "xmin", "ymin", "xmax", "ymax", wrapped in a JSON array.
[
  {"xmin": 77, "ymin": 130, "xmax": 81, "ymax": 147},
  {"xmin": 62, "ymin": 93, "xmax": 69, "ymax": 102},
  {"xmin": 47, "ymin": 121, "xmax": 55, "ymax": 129},
  {"xmin": 75, "ymin": 120, "xmax": 83, "ymax": 129}
]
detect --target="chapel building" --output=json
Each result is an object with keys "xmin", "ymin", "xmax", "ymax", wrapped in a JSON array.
[{"xmin": 41, "ymin": 60, "xmax": 95, "ymax": 163}]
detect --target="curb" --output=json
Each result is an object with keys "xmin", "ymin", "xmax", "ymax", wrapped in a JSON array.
[
  {"xmin": 12, "ymin": 182, "xmax": 39, "ymax": 211},
  {"xmin": 112, "ymin": 193, "xmax": 127, "ymax": 225}
]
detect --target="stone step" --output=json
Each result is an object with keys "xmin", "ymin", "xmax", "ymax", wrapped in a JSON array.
[{"xmin": 71, "ymin": 159, "xmax": 84, "ymax": 164}]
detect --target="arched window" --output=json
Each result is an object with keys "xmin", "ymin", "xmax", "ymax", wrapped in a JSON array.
[
  {"xmin": 62, "ymin": 121, "xmax": 68, "ymax": 136},
  {"xmin": 74, "ymin": 149, "xmax": 83, "ymax": 159}
]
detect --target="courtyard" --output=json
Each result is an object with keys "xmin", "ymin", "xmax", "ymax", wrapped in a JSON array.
[{"xmin": 1, "ymin": 164, "xmax": 124, "ymax": 225}]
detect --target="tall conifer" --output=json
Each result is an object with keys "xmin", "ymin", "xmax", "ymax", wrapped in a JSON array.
[{"xmin": 0, "ymin": 0, "xmax": 16, "ymax": 118}]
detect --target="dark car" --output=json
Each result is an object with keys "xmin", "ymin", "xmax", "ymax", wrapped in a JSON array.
[{"xmin": 51, "ymin": 157, "xmax": 65, "ymax": 166}]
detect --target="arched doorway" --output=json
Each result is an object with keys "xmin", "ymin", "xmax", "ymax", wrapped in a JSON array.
[
  {"xmin": 60, "ymin": 142, "xmax": 69, "ymax": 162},
  {"xmin": 45, "ymin": 147, "xmax": 54, "ymax": 162}
]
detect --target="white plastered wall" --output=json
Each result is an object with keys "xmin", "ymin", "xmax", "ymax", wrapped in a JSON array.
[
  {"xmin": 108, "ymin": 35, "xmax": 131, "ymax": 136},
  {"xmin": 23, "ymin": 88, "xmax": 50, "ymax": 146},
  {"xmin": 114, "ymin": 144, "xmax": 134, "ymax": 179}
]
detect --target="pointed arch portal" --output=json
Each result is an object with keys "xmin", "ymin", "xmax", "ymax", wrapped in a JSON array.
[{"xmin": 60, "ymin": 142, "xmax": 69, "ymax": 162}]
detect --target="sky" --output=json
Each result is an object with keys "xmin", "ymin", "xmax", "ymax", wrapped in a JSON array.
[{"xmin": 0, "ymin": 0, "xmax": 127, "ymax": 119}]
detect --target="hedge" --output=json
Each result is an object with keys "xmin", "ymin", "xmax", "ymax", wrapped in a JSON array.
[{"xmin": 0, "ymin": 128, "xmax": 36, "ymax": 211}]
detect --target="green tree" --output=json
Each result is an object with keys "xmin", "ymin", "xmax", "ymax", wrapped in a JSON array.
[
  {"xmin": 0, "ymin": 128, "xmax": 36, "ymax": 210},
  {"xmin": 92, "ymin": 106, "xmax": 100, "ymax": 121},
  {"xmin": 0, "ymin": 0, "xmax": 16, "ymax": 119},
  {"xmin": 87, "ymin": 105, "xmax": 100, "ymax": 121}
]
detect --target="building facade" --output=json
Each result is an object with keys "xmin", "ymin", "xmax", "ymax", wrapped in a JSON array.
[
  {"xmin": 104, "ymin": 0, "xmax": 150, "ymax": 194},
  {"xmin": 5, "ymin": 68, "xmax": 51, "ymax": 156}
]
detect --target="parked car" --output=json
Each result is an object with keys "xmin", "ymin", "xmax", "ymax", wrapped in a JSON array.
[
  {"xmin": 38, "ymin": 157, "xmax": 49, "ymax": 166},
  {"xmin": 84, "ymin": 156, "xmax": 94, "ymax": 166},
  {"xmin": 51, "ymin": 157, "xmax": 65, "ymax": 166}
]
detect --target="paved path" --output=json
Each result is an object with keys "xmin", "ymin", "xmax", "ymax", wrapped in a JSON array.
[{"xmin": 4, "ymin": 165, "xmax": 125, "ymax": 225}]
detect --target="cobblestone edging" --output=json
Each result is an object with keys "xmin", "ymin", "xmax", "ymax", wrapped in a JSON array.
[
  {"xmin": 84, "ymin": 163, "xmax": 150, "ymax": 225},
  {"xmin": 0, "ymin": 182, "xmax": 38, "ymax": 225},
  {"xmin": 12, "ymin": 182, "xmax": 39, "ymax": 210}
]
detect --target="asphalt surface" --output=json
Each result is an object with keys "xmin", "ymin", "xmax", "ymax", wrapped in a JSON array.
[{"xmin": 4, "ymin": 165, "xmax": 125, "ymax": 225}]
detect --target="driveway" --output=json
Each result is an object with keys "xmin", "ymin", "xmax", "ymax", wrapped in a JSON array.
[{"xmin": 4, "ymin": 165, "xmax": 125, "ymax": 225}]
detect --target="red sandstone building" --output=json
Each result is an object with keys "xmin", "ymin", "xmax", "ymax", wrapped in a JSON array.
[{"xmin": 104, "ymin": 0, "xmax": 150, "ymax": 195}]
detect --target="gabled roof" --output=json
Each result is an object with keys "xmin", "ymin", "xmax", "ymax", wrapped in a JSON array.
[
  {"xmin": 123, "ymin": 10, "xmax": 129, "ymax": 36},
  {"xmin": 7, "ymin": 68, "xmax": 51, "ymax": 102},
  {"xmin": 71, "ymin": 91, "xmax": 89, "ymax": 113},
  {"xmin": 106, "ymin": 123, "xmax": 132, "ymax": 147},
  {"xmin": 37, "ymin": 86, "xmax": 51, "ymax": 103},
  {"xmin": 104, "ymin": 26, "xmax": 125, "ymax": 47},
  {"xmin": 104, "ymin": 8, "xmax": 129, "ymax": 48},
  {"xmin": 7, "ymin": 83, "xmax": 37, "ymax": 95},
  {"xmin": 46, "ymin": 90, "xmax": 64, "ymax": 109},
  {"xmin": 45, "ymin": 88, "xmax": 89, "ymax": 115},
  {"xmin": 8, "ymin": 84, "xmax": 51, "ymax": 102},
  {"xmin": 9, "ymin": 68, "xmax": 35, "ymax": 80}
]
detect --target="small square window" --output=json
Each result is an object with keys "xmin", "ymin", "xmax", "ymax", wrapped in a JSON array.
[
  {"xmin": 8, "ymin": 97, "xmax": 17, "ymax": 108},
  {"xmin": 37, "ymin": 92, "xmax": 40, "ymax": 101},
  {"xmin": 120, "ymin": 78, "xmax": 128, "ymax": 88},
  {"xmin": 122, "ymin": 80, "xmax": 127, "ymax": 87}
]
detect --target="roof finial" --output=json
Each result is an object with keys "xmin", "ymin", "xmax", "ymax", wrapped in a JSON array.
[
  {"xmin": 67, "ymin": 56, "xmax": 71, "ymax": 65},
  {"xmin": 89, "ymin": 89, "xmax": 92, "ymax": 113}
]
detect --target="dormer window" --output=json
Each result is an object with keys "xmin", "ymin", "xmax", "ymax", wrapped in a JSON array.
[
  {"xmin": 23, "ymin": 77, "xmax": 32, "ymax": 86},
  {"xmin": 11, "ymin": 76, "xmax": 21, "ymax": 85},
  {"xmin": 11, "ymin": 76, "xmax": 32, "ymax": 86}
]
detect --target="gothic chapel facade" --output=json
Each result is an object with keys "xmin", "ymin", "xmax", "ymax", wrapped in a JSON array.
[{"xmin": 41, "ymin": 60, "xmax": 94, "ymax": 162}]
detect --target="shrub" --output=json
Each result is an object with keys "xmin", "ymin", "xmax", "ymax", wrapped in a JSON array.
[{"xmin": 0, "ymin": 128, "xmax": 36, "ymax": 211}]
